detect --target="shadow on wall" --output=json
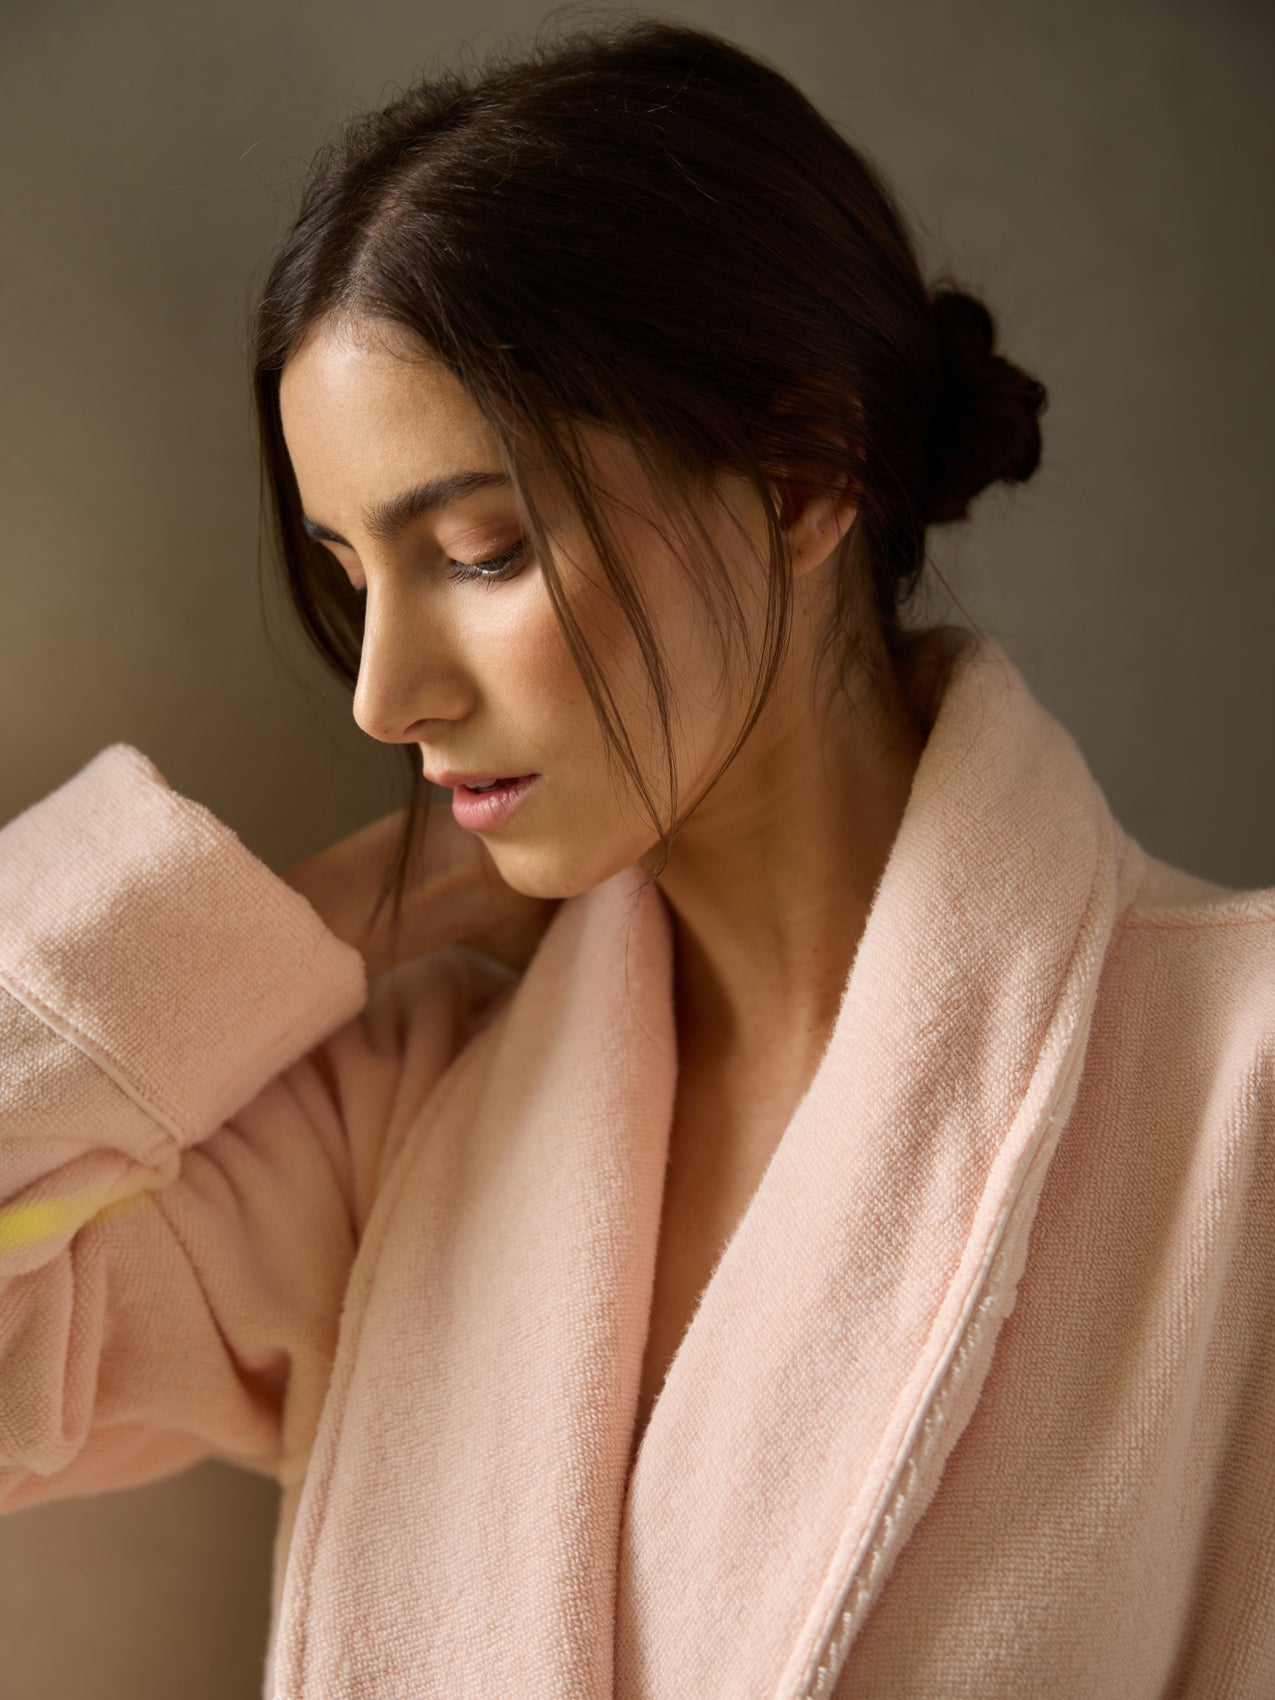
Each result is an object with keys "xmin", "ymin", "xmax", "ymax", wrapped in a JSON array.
[{"xmin": 0, "ymin": 1463, "xmax": 279, "ymax": 1699}]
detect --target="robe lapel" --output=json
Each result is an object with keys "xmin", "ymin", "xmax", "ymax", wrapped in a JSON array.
[
  {"xmin": 613, "ymin": 635, "xmax": 1131, "ymax": 1697},
  {"xmin": 272, "ymin": 846, "xmax": 679, "ymax": 1700}
]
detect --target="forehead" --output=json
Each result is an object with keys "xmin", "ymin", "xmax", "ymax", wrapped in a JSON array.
[
  {"xmin": 277, "ymin": 317, "xmax": 686, "ymax": 536},
  {"xmin": 279, "ymin": 319, "xmax": 490, "ymax": 448}
]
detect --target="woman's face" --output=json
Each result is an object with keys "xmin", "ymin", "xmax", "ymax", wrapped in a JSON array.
[{"xmin": 279, "ymin": 316, "xmax": 791, "ymax": 901}]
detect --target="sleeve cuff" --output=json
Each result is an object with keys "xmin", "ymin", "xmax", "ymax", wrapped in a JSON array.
[{"xmin": 0, "ymin": 744, "xmax": 368, "ymax": 1141}]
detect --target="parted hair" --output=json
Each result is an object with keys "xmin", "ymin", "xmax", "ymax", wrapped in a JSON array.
[{"xmin": 250, "ymin": 11, "xmax": 1048, "ymax": 936}]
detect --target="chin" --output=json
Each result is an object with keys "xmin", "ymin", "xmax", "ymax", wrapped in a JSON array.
[{"xmin": 488, "ymin": 838, "xmax": 644, "ymax": 903}]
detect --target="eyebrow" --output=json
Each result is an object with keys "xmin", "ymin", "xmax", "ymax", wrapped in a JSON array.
[{"xmin": 300, "ymin": 469, "xmax": 513, "ymax": 547}]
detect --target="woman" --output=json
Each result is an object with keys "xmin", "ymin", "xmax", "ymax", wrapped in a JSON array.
[{"xmin": 0, "ymin": 17, "xmax": 1270, "ymax": 1699}]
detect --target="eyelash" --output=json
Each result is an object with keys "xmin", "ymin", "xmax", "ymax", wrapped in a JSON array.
[
  {"xmin": 445, "ymin": 538, "xmax": 531, "ymax": 587},
  {"xmin": 341, "ymin": 538, "xmax": 530, "ymax": 599}
]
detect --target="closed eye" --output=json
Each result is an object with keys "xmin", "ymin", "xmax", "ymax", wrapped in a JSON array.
[
  {"xmin": 445, "ymin": 538, "xmax": 531, "ymax": 586},
  {"xmin": 326, "ymin": 538, "xmax": 531, "ymax": 597}
]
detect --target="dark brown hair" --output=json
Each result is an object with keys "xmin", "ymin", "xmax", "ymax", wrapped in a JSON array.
[{"xmin": 249, "ymin": 11, "xmax": 1047, "ymax": 943}]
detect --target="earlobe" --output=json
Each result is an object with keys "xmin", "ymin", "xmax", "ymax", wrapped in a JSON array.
[
  {"xmin": 764, "ymin": 389, "xmax": 863, "ymax": 577},
  {"xmin": 780, "ymin": 474, "xmax": 859, "ymax": 580}
]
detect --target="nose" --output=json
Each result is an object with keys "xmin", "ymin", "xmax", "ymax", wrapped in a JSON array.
[{"xmin": 351, "ymin": 591, "xmax": 469, "ymax": 745}]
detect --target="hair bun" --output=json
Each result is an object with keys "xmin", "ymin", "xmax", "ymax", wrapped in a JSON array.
[{"xmin": 923, "ymin": 286, "xmax": 1048, "ymax": 525}]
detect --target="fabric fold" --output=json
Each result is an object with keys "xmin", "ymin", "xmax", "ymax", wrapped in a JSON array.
[
  {"xmin": 270, "ymin": 859, "xmax": 678, "ymax": 1700},
  {"xmin": 614, "ymin": 635, "xmax": 1128, "ymax": 1695}
]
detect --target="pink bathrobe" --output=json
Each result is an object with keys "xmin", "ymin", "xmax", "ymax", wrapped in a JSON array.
[{"xmin": 0, "ymin": 633, "xmax": 1271, "ymax": 1698}]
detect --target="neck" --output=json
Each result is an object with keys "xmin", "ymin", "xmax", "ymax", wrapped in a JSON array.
[{"xmin": 652, "ymin": 623, "xmax": 934, "ymax": 1081}]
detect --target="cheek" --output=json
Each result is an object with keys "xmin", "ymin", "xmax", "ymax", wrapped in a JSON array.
[
  {"xmin": 490, "ymin": 541, "xmax": 723, "ymax": 821},
  {"xmin": 562, "ymin": 552, "xmax": 728, "ymax": 798},
  {"xmin": 478, "ymin": 577, "xmax": 601, "ymax": 742}
]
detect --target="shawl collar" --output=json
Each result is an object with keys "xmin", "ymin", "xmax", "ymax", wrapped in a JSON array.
[{"xmin": 270, "ymin": 631, "xmax": 1133, "ymax": 1699}]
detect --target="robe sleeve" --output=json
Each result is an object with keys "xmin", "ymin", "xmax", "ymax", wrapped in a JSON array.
[{"xmin": 0, "ymin": 743, "xmax": 512, "ymax": 1515}]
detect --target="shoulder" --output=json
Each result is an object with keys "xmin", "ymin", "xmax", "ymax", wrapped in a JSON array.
[
  {"xmin": 1121, "ymin": 843, "xmax": 1275, "ymax": 939},
  {"xmin": 1081, "ymin": 835, "xmax": 1274, "ymax": 1219},
  {"xmin": 1033, "ymin": 841, "xmax": 1275, "ymax": 1355},
  {"xmin": 1112, "ymin": 844, "xmax": 1274, "ymax": 1049}
]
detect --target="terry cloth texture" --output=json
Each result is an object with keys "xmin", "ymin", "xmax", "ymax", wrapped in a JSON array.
[{"xmin": 1, "ymin": 630, "xmax": 1271, "ymax": 1698}]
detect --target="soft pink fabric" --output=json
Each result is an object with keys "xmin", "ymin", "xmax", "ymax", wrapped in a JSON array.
[{"xmin": 0, "ymin": 632, "xmax": 1271, "ymax": 1698}]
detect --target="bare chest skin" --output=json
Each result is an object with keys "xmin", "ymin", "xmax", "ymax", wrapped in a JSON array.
[{"xmin": 628, "ymin": 1048, "xmax": 819, "ymax": 1473}]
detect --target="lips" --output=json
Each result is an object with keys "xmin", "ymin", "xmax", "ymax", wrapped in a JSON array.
[
  {"xmin": 421, "ymin": 765, "xmax": 538, "ymax": 790},
  {"xmin": 449, "ymin": 773, "xmax": 540, "ymax": 832}
]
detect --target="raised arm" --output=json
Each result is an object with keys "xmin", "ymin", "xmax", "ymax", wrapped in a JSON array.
[{"xmin": 0, "ymin": 744, "xmax": 514, "ymax": 1514}]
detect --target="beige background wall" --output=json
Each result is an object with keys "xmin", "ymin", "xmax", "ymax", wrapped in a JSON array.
[{"xmin": 2, "ymin": 1, "xmax": 1272, "ymax": 1694}]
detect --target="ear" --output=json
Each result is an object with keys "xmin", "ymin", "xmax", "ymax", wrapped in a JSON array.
[
  {"xmin": 773, "ymin": 467, "xmax": 859, "ymax": 581},
  {"xmin": 767, "ymin": 388, "xmax": 864, "ymax": 582}
]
